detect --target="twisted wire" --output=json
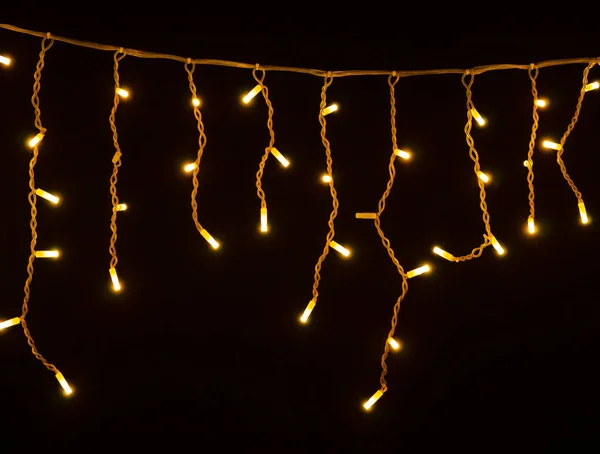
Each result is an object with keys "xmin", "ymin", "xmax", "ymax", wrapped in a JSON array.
[
  {"xmin": 526, "ymin": 65, "xmax": 540, "ymax": 224},
  {"xmin": 184, "ymin": 61, "xmax": 209, "ymax": 236},
  {"xmin": 19, "ymin": 35, "xmax": 58, "ymax": 373}
]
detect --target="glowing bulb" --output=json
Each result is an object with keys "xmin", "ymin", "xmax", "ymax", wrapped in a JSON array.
[
  {"xmin": 200, "ymin": 228, "xmax": 220, "ymax": 249},
  {"xmin": 527, "ymin": 216, "xmax": 536, "ymax": 234},
  {"xmin": 270, "ymin": 147, "xmax": 290, "ymax": 167},
  {"xmin": 433, "ymin": 246, "xmax": 455, "ymax": 262},
  {"xmin": 260, "ymin": 207, "xmax": 268, "ymax": 233},
  {"xmin": 477, "ymin": 171, "xmax": 490, "ymax": 183},
  {"xmin": 542, "ymin": 140, "xmax": 561, "ymax": 151},
  {"xmin": 242, "ymin": 85, "xmax": 262, "ymax": 104},
  {"xmin": 329, "ymin": 240, "xmax": 350, "ymax": 257},
  {"xmin": 115, "ymin": 203, "xmax": 127, "ymax": 211},
  {"xmin": 363, "ymin": 389, "xmax": 384, "ymax": 411},
  {"xmin": 578, "ymin": 202, "xmax": 589, "ymax": 224},
  {"xmin": 406, "ymin": 264, "xmax": 431, "ymax": 278},
  {"xmin": 109, "ymin": 267, "xmax": 121, "ymax": 292},
  {"xmin": 355, "ymin": 212, "xmax": 377, "ymax": 219},
  {"xmin": 488, "ymin": 234, "xmax": 505, "ymax": 255},
  {"xmin": 192, "ymin": 97, "xmax": 201, "ymax": 107},
  {"xmin": 388, "ymin": 337, "xmax": 402, "ymax": 351},
  {"xmin": 28, "ymin": 133, "xmax": 44, "ymax": 148},
  {"xmin": 0, "ymin": 317, "xmax": 20, "ymax": 331},
  {"xmin": 0, "ymin": 55, "xmax": 11, "ymax": 66},
  {"xmin": 55, "ymin": 372, "xmax": 73, "ymax": 396},
  {"xmin": 300, "ymin": 299, "xmax": 316, "ymax": 323},
  {"xmin": 523, "ymin": 160, "xmax": 530, "ymax": 168},
  {"xmin": 184, "ymin": 162, "xmax": 197, "ymax": 173},
  {"xmin": 584, "ymin": 81, "xmax": 599, "ymax": 92},
  {"xmin": 35, "ymin": 250, "xmax": 59, "ymax": 258},
  {"xmin": 117, "ymin": 88, "xmax": 129, "ymax": 98},
  {"xmin": 535, "ymin": 98, "xmax": 548, "ymax": 108},
  {"xmin": 322, "ymin": 103, "xmax": 338, "ymax": 116},
  {"xmin": 35, "ymin": 188, "xmax": 59, "ymax": 204},
  {"xmin": 470, "ymin": 108, "xmax": 486, "ymax": 126},
  {"xmin": 321, "ymin": 174, "xmax": 332, "ymax": 183},
  {"xmin": 394, "ymin": 149, "xmax": 411, "ymax": 160}
]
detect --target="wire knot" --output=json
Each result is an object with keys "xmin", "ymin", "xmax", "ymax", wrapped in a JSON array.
[
  {"xmin": 392, "ymin": 71, "xmax": 397, "ymax": 77},
  {"xmin": 119, "ymin": 47, "xmax": 125, "ymax": 55},
  {"xmin": 464, "ymin": 69, "xmax": 471, "ymax": 76},
  {"xmin": 187, "ymin": 57, "xmax": 192, "ymax": 64},
  {"xmin": 529, "ymin": 63, "xmax": 536, "ymax": 70},
  {"xmin": 45, "ymin": 32, "xmax": 51, "ymax": 39},
  {"xmin": 255, "ymin": 63, "xmax": 260, "ymax": 70},
  {"xmin": 327, "ymin": 71, "xmax": 332, "ymax": 77}
]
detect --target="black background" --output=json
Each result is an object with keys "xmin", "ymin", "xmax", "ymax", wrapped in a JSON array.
[{"xmin": 0, "ymin": 12, "xmax": 599, "ymax": 450}]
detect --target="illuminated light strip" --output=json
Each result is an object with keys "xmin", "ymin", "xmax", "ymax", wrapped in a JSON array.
[
  {"xmin": 322, "ymin": 103, "xmax": 338, "ymax": 116},
  {"xmin": 406, "ymin": 264, "xmax": 430, "ymax": 278},
  {"xmin": 393, "ymin": 148, "xmax": 411, "ymax": 160},
  {"xmin": 363, "ymin": 389, "xmax": 384, "ymax": 411},
  {"xmin": 109, "ymin": 267, "xmax": 121, "ymax": 291},
  {"xmin": 200, "ymin": 228, "xmax": 220, "ymax": 249},
  {"xmin": 270, "ymin": 147, "xmax": 290, "ymax": 167},
  {"xmin": 35, "ymin": 188, "xmax": 59, "ymax": 204},
  {"xmin": 355, "ymin": 212, "xmax": 377, "ymax": 219},
  {"xmin": 35, "ymin": 250, "xmax": 59, "ymax": 258},
  {"xmin": 432, "ymin": 246, "xmax": 455, "ymax": 262},
  {"xmin": 55, "ymin": 372, "xmax": 73, "ymax": 395},
  {"xmin": 470, "ymin": 107, "xmax": 486, "ymax": 126},
  {"xmin": 0, "ymin": 317, "xmax": 21, "ymax": 331},
  {"xmin": 329, "ymin": 240, "xmax": 350, "ymax": 257},
  {"xmin": 299, "ymin": 299, "xmax": 316, "ymax": 324},
  {"xmin": 242, "ymin": 85, "xmax": 261, "ymax": 104}
]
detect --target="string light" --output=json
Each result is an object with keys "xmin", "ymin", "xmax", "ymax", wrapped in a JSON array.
[
  {"xmin": 35, "ymin": 188, "xmax": 59, "ymax": 204},
  {"xmin": 1, "ymin": 23, "xmax": 598, "ymax": 405}
]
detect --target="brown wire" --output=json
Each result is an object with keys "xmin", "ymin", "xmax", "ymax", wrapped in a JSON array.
[
  {"xmin": 19, "ymin": 35, "xmax": 59, "ymax": 374},
  {"xmin": 525, "ymin": 65, "xmax": 540, "ymax": 227},
  {"xmin": 108, "ymin": 50, "xmax": 126, "ymax": 275},
  {"xmin": 184, "ymin": 60, "xmax": 210, "ymax": 238},
  {"xmin": 309, "ymin": 74, "xmax": 339, "ymax": 311},
  {"xmin": 252, "ymin": 66, "xmax": 277, "ymax": 227},
  {"xmin": 373, "ymin": 74, "xmax": 410, "ymax": 393},
  {"xmin": 1, "ymin": 24, "xmax": 599, "ymax": 78},
  {"xmin": 555, "ymin": 62, "xmax": 597, "ymax": 206}
]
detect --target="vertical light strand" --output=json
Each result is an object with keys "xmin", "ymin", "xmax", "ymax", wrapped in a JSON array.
[
  {"xmin": 184, "ymin": 60, "xmax": 219, "ymax": 249},
  {"xmin": 252, "ymin": 65, "xmax": 276, "ymax": 233},
  {"xmin": 554, "ymin": 62, "xmax": 596, "ymax": 224},
  {"xmin": 370, "ymin": 73, "xmax": 409, "ymax": 403},
  {"xmin": 304, "ymin": 73, "xmax": 338, "ymax": 322},
  {"xmin": 19, "ymin": 34, "xmax": 65, "ymax": 383},
  {"xmin": 108, "ymin": 49, "xmax": 127, "ymax": 290},
  {"xmin": 525, "ymin": 64, "xmax": 540, "ymax": 234}
]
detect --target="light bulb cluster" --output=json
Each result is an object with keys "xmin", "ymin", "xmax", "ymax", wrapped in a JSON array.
[{"xmin": 1, "ymin": 25, "xmax": 597, "ymax": 409}]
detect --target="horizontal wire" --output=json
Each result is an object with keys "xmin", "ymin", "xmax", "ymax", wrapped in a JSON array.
[{"xmin": 1, "ymin": 23, "xmax": 599, "ymax": 77}]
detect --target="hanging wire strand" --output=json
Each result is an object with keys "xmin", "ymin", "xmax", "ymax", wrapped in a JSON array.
[
  {"xmin": 19, "ymin": 35, "xmax": 59, "ymax": 374},
  {"xmin": 1, "ymin": 24, "xmax": 599, "ymax": 78},
  {"xmin": 109, "ymin": 50, "xmax": 126, "ymax": 273},
  {"xmin": 372, "ymin": 74, "xmax": 410, "ymax": 393},
  {"xmin": 526, "ymin": 65, "xmax": 540, "ymax": 228},
  {"xmin": 184, "ymin": 60, "xmax": 210, "ymax": 238},
  {"xmin": 555, "ymin": 62, "xmax": 597, "ymax": 206},
  {"xmin": 252, "ymin": 66, "xmax": 276, "ymax": 228},
  {"xmin": 309, "ymin": 74, "xmax": 338, "ymax": 310}
]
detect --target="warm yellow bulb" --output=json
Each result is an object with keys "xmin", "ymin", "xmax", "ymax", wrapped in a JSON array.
[
  {"xmin": 355, "ymin": 212, "xmax": 377, "ymax": 219},
  {"xmin": 322, "ymin": 103, "xmax": 339, "ymax": 116},
  {"xmin": 192, "ymin": 97, "xmax": 201, "ymax": 107},
  {"xmin": 184, "ymin": 162, "xmax": 198, "ymax": 173},
  {"xmin": 394, "ymin": 149, "xmax": 411, "ymax": 160},
  {"xmin": 488, "ymin": 234, "xmax": 505, "ymax": 256},
  {"xmin": 406, "ymin": 264, "xmax": 431, "ymax": 278},
  {"xmin": 28, "ymin": 133, "xmax": 44, "ymax": 148},
  {"xmin": 471, "ymin": 108, "xmax": 486, "ymax": 126},
  {"xmin": 584, "ymin": 81, "xmax": 599, "ymax": 92},
  {"xmin": 329, "ymin": 240, "xmax": 350, "ymax": 257},
  {"xmin": 363, "ymin": 389, "xmax": 384, "ymax": 411},
  {"xmin": 433, "ymin": 246, "xmax": 455, "ymax": 262},
  {"xmin": 578, "ymin": 202, "xmax": 589, "ymax": 224},
  {"xmin": 523, "ymin": 160, "xmax": 530, "ymax": 168},
  {"xmin": 387, "ymin": 337, "xmax": 402, "ymax": 351},
  {"xmin": 527, "ymin": 216, "xmax": 536, "ymax": 234},
  {"xmin": 55, "ymin": 372, "xmax": 73, "ymax": 396},
  {"xmin": 321, "ymin": 174, "xmax": 332, "ymax": 183},
  {"xmin": 0, "ymin": 317, "xmax": 21, "ymax": 331},
  {"xmin": 270, "ymin": 148, "xmax": 290, "ymax": 167},
  {"xmin": 35, "ymin": 250, "xmax": 59, "ymax": 258},
  {"xmin": 200, "ymin": 228, "xmax": 220, "ymax": 249},
  {"xmin": 242, "ymin": 85, "xmax": 262, "ymax": 104},
  {"xmin": 535, "ymin": 98, "xmax": 548, "ymax": 108},
  {"xmin": 117, "ymin": 88, "xmax": 129, "ymax": 98},
  {"xmin": 542, "ymin": 140, "xmax": 561, "ymax": 151},
  {"xmin": 477, "ymin": 171, "xmax": 490, "ymax": 183},
  {"xmin": 300, "ymin": 299, "xmax": 316, "ymax": 324},
  {"xmin": 109, "ymin": 267, "xmax": 121, "ymax": 292},
  {"xmin": 115, "ymin": 203, "xmax": 128, "ymax": 211},
  {"xmin": 260, "ymin": 207, "xmax": 268, "ymax": 233},
  {"xmin": 35, "ymin": 188, "xmax": 60, "ymax": 204},
  {"xmin": 0, "ymin": 55, "xmax": 11, "ymax": 66}
]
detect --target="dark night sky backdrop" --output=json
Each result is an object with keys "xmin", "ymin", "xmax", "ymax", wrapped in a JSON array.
[{"xmin": 0, "ymin": 14, "xmax": 599, "ymax": 450}]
